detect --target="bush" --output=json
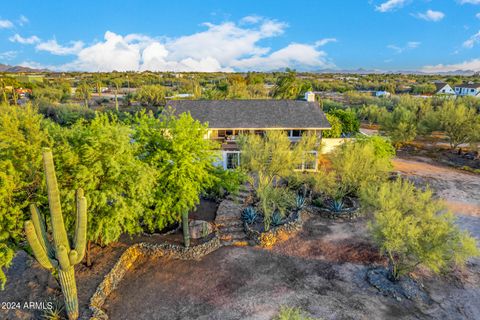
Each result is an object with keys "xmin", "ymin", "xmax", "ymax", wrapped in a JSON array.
[
  {"xmin": 39, "ymin": 103, "xmax": 95, "ymax": 126},
  {"xmin": 274, "ymin": 307, "xmax": 316, "ymax": 320},
  {"xmin": 257, "ymin": 184, "xmax": 295, "ymax": 230},
  {"xmin": 329, "ymin": 136, "xmax": 394, "ymax": 196},
  {"xmin": 363, "ymin": 179, "xmax": 479, "ymax": 280}
]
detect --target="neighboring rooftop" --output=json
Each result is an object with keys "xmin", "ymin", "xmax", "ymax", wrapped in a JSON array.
[
  {"xmin": 165, "ymin": 99, "xmax": 331, "ymax": 129},
  {"xmin": 454, "ymin": 83, "xmax": 480, "ymax": 89},
  {"xmin": 434, "ymin": 82, "xmax": 449, "ymax": 91}
]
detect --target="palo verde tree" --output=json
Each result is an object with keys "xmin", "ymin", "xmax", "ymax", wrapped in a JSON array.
[
  {"xmin": 0, "ymin": 103, "xmax": 48, "ymax": 288},
  {"xmin": 135, "ymin": 85, "xmax": 166, "ymax": 107},
  {"xmin": 75, "ymin": 81, "xmax": 91, "ymax": 108},
  {"xmin": 238, "ymin": 130, "xmax": 317, "ymax": 229},
  {"xmin": 435, "ymin": 101, "xmax": 480, "ymax": 150},
  {"xmin": 48, "ymin": 114, "xmax": 156, "ymax": 265},
  {"xmin": 132, "ymin": 110, "xmax": 219, "ymax": 247},
  {"xmin": 25, "ymin": 149, "xmax": 87, "ymax": 320},
  {"xmin": 362, "ymin": 179, "xmax": 479, "ymax": 281}
]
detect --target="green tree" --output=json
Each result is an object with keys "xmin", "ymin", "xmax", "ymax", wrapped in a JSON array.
[
  {"xmin": 112, "ymin": 78, "xmax": 123, "ymax": 111},
  {"xmin": 49, "ymin": 114, "xmax": 156, "ymax": 265},
  {"xmin": 75, "ymin": 82, "xmax": 91, "ymax": 108},
  {"xmin": 0, "ymin": 103, "xmax": 47, "ymax": 288},
  {"xmin": 239, "ymin": 131, "xmax": 317, "ymax": 229},
  {"xmin": 132, "ymin": 110, "xmax": 219, "ymax": 247},
  {"xmin": 322, "ymin": 114, "xmax": 342, "ymax": 138},
  {"xmin": 363, "ymin": 179, "xmax": 479, "ymax": 280},
  {"xmin": 328, "ymin": 109, "xmax": 360, "ymax": 135},
  {"xmin": 380, "ymin": 106, "xmax": 417, "ymax": 147},
  {"xmin": 136, "ymin": 85, "xmax": 165, "ymax": 106},
  {"xmin": 436, "ymin": 101, "xmax": 480, "ymax": 149},
  {"xmin": 272, "ymin": 70, "xmax": 302, "ymax": 99}
]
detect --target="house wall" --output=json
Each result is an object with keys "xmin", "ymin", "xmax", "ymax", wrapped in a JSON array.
[
  {"xmin": 321, "ymin": 138, "xmax": 353, "ymax": 154},
  {"xmin": 455, "ymin": 87, "xmax": 480, "ymax": 97}
]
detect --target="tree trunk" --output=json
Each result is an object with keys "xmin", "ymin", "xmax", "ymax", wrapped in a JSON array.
[
  {"xmin": 182, "ymin": 210, "xmax": 190, "ymax": 248},
  {"xmin": 86, "ymin": 240, "xmax": 92, "ymax": 267}
]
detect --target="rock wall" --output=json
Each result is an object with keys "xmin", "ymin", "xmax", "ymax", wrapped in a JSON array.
[{"xmin": 89, "ymin": 235, "xmax": 221, "ymax": 320}]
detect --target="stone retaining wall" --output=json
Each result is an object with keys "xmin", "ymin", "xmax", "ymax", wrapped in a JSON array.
[
  {"xmin": 89, "ymin": 234, "xmax": 221, "ymax": 320},
  {"xmin": 244, "ymin": 211, "xmax": 304, "ymax": 248}
]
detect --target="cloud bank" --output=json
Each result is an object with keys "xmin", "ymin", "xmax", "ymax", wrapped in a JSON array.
[{"xmin": 19, "ymin": 17, "xmax": 336, "ymax": 72}]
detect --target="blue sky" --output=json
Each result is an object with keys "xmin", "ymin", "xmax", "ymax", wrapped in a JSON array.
[{"xmin": 0, "ymin": 0, "xmax": 479, "ymax": 72}]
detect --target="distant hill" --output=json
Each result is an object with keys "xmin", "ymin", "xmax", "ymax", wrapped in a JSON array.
[
  {"xmin": 313, "ymin": 68, "xmax": 477, "ymax": 76},
  {"xmin": 0, "ymin": 63, "xmax": 48, "ymax": 73}
]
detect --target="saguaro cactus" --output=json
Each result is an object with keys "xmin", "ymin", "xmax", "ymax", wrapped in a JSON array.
[{"xmin": 24, "ymin": 148, "xmax": 87, "ymax": 320}]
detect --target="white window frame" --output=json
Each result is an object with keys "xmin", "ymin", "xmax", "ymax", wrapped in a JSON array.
[
  {"xmin": 224, "ymin": 151, "xmax": 241, "ymax": 169},
  {"xmin": 294, "ymin": 151, "xmax": 318, "ymax": 172}
]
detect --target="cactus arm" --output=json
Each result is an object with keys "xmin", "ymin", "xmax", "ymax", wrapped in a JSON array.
[
  {"xmin": 69, "ymin": 250, "xmax": 78, "ymax": 266},
  {"xmin": 56, "ymin": 245, "xmax": 72, "ymax": 271},
  {"xmin": 43, "ymin": 148, "xmax": 71, "ymax": 251},
  {"xmin": 24, "ymin": 221, "xmax": 55, "ymax": 270},
  {"xmin": 72, "ymin": 189, "xmax": 87, "ymax": 264},
  {"xmin": 29, "ymin": 204, "xmax": 54, "ymax": 257}
]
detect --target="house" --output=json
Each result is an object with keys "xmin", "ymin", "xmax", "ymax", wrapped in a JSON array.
[
  {"xmin": 166, "ymin": 93, "xmax": 331, "ymax": 171},
  {"xmin": 375, "ymin": 90, "xmax": 391, "ymax": 97},
  {"xmin": 454, "ymin": 83, "xmax": 480, "ymax": 97},
  {"xmin": 434, "ymin": 82, "xmax": 455, "ymax": 95}
]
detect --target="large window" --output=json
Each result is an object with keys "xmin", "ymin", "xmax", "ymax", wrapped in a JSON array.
[{"xmin": 226, "ymin": 152, "xmax": 240, "ymax": 169}]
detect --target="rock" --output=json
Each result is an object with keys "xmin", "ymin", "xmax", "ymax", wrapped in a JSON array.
[{"xmin": 189, "ymin": 220, "xmax": 214, "ymax": 239}]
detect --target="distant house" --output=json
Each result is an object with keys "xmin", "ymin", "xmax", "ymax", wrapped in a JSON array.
[
  {"xmin": 454, "ymin": 83, "xmax": 480, "ymax": 97},
  {"xmin": 165, "ymin": 93, "xmax": 331, "ymax": 171},
  {"xmin": 434, "ymin": 82, "xmax": 455, "ymax": 95},
  {"xmin": 375, "ymin": 90, "xmax": 391, "ymax": 97}
]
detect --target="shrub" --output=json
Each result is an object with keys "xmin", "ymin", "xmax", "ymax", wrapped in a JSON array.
[
  {"xmin": 257, "ymin": 184, "xmax": 295, "ymax": 230},
  {"xmin": 205, "ymin": 167, "xmax": 246, "ymax": 199},
  {"xmin": 274, "ymin": 307, "xmax": 316, "ymax": 320},
  {"xmin": 329, "ymin": 137, "xmax": 394, "ymax": 196},
  {"xmin": 363, "ymin": 179, "xmax": 479, "ymax": 281},
  {"xmin": 39, "ymin": 103, "xmax": 95, "ymax": 126},
  {"xmin": 271, "ymin": 211, "xmax": 284, "ymax": 227}
]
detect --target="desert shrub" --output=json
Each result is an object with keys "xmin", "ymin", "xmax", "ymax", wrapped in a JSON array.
[
  {"xmin": 322, "ymin": 114, "xmax": 342, "ymax": 138},
  {"xmin": 363, "ymin": 179, "xmax": 479, "ymax": 280},
  {"xmin": 39, "ymin": 103, "xmax": 95, "ymax": 126},
  {"xmin": 257, "ymin": 184, "xmax": 295, "ymax": 230},
  {"xmin": 357, "ymin": 104, "xmax": 388, "ymax": 125},
  {"xmin": 274, "ymin": 307, "xmax": 316, "ymax": 320},
  {"xmin": 136, "ymin": 85, "xmax": 165, "ymax": 106},
  {"xmin": 329, "ymin": 136, "xmax": 394, "ymax": 196}
]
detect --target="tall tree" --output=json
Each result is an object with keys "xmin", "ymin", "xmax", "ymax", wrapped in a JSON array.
[
  {"xmin": 75, "ymin": 82, "xmax": 91, "ymax": 108},
  {"xmin": 133, "ymin": 110, "xmax": 219, "ymax": 247}
]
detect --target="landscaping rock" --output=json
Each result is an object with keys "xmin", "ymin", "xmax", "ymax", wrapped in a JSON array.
[{"xmin": 189, "ymin": 220, "xmax": 214, "ymax": 239}]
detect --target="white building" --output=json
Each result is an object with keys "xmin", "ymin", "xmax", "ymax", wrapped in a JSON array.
[
  {"xmin": 434, "ymin": 82, "xmax": 455, "ymax": 95},
  {"xmin": 454, "ymin": 83, "xmax": 480, "ymax": 97}
]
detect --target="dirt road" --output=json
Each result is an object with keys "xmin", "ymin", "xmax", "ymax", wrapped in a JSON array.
[{"xmin": 393, "ymin": 157, "xmax": 480, "ymax": 239}]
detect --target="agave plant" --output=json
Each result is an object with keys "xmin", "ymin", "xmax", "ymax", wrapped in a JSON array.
[
  {"xmin": 271, "ymin": 211, "xmax": 284, "ymax": 227},
  {"xmin": 329, "ymin": 198, "xmax": 345, "ymax": 212},
  {"xmin": 295, "ymin": 194, "xmax": 306, "ymax": 211},
  {"xmin": 241, "ymin": 206, "xmax": 258, "ymax": 224}
]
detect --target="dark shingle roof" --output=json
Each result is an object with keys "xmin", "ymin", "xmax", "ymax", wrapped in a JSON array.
[
  {"xmin": 434, "ymin": 82, "xmax": 449, "ymax": 91},
  {"xmin": 455, "ymin": 83, "xmax": 480, "ymax": 89},
  {"xmin": 165, "ymin": 100, "xmax": 331, "ymax": 129}
]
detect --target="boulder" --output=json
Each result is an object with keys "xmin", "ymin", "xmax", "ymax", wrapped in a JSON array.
[{"xmin": 189, "ymin": 220, "xmax": 214, "ymax": 239}]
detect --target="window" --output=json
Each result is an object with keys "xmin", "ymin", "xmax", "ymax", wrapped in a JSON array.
[
  {"xmin": 288, "ymin": 130, "xmax": 304, "ymax": 139},
  {"xmin": 217, "ymin": 130, "xmax": 226, "ymax": 138},
  {"xmin": 295, "ymin": 151, "xmax": 318, "ymax": 171},
  {"xmin": 226, "ymin": 152, "xmax": 240, "ymax": 169}
]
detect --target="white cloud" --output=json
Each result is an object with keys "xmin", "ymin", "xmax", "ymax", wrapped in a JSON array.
[
  {"xmin": 0, "ymin": 51, "xmax": 17, "ymax": 60},
  {"xmin": 414, "ymin": 10, "xmax": 445, "ymax": 22},
  {"xmin": 55, "ymin": 17, "xmax": 333, "ymax": 72},
  {"xmin": 9, "ymin": 34, "xmax": 40, "ymax": 44},
  {"xmin": 376, "ymin": 0, "xmax": 407, "ymax": 12},
  {"xmin": 315, "ymin": 38, "xmax": 337, "ymax": 47},
  {"xmin": 387, "ymin": 41, "xmax": 420, "ymax": 53},
  {"xmin": 458, "ymin": 0, "xmax": 480, "ymax": 4},
  {"xmin": 476, "ymin": 13, "xmax": 480, "ymax": 19},
  {"xmin": 17, "ymin": 60, "xmax": 48, "ymax": 70},
  {"xmin": 463, "ymin": 30, "xmax": 480, "ymax": 48},
  {"xmin": 422, "ymin": 59, "xmax": 480, "ymax": 73},
  {"xmin": 36, "ymin": 39, "xmax": 84, "ymax": 55},
  {"xmin": 0, "ymin": 19, "xmax": 13, "ymax": 29},
  {"xmin": 18, "ymin": 15, "xmax": 28, "ymax": 26}
]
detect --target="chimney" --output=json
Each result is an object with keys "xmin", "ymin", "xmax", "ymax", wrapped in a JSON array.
[{"xmin": 305, "ymin": 91, "xmax": 315, "ymax": 102}]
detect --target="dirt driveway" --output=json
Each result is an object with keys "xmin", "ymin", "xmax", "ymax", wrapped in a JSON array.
[{"xmin": 393, "ymin": 157, "xmax": 480, "ymax": 239}]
